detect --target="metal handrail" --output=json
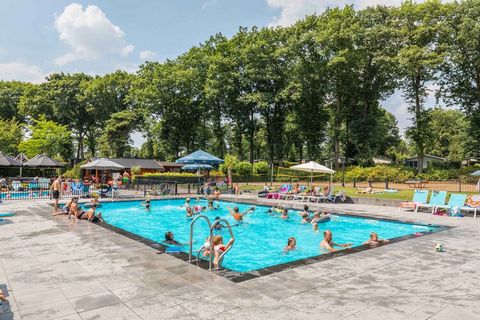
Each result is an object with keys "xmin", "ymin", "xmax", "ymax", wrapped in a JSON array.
[
  {"xmin": 189, "ymin": 215, "xmax": 213, "ymax": 270},
  {"xmin": 210, "ymin": 218, "xmax": 235, "ymax": 270}
]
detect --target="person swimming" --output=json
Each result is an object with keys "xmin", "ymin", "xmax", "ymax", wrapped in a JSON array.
[
  {"xmin": 363, "ymin": 232, "xmax": 389, "ymax": 248},
  {"xmin": 284, "ymin": 237, "xmax": 296, "ymax": 252},
  {"xmin": 300, "ymin": 205, "xmax": 311, "ymax": 223},
  {"xmin": 280, "ymin": 209, "xmax": 289, "ymax": 219},
  {"xmin": 320, "ymin": 230, "xmax": 352, "ymax": 252},
  {"xmin": 228, "ymin": 206, "xmax": 254, "ymax": 222},
  {"xmin": 182, "ymin": 198, "xmax": 191, "ymax": 208},
  {"xmin": 141, "ymin": 199, "xmax": 151, "ymax": 210},
  {"xmin": 311, "ymin": 211, "xmax": 330, "ymax": 224},
  {"xmin": 164, "ymin": 231, "xmax": 182, "ymax": 246},
  {"xmin": 213, "ymin": 216, "xmax": 224, "ymax": 229},
  {"xmin": 186, "ymin": 206, "xmax": 200, "ymax": 218}
]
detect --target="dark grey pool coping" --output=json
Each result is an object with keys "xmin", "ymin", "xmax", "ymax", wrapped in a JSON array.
[{"xmin": 90, "ymin": 197, "xmax": 453, "ymax": 283}]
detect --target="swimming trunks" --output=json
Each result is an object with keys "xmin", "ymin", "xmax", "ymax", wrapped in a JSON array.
[
  {"xmin": 52, "ymin": 190, "xmax": 60, "ymax": 199},
  {"xmin": 91, "ymin": 216, "xmax": 100, "ymax": 223}
]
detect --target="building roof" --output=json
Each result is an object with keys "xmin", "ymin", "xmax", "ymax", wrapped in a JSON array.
[
  {"xmin": 106, "ymin": 158, "xmax": 165, "ymax": 170},
  {"xmin": 157, "ymin": 161, "xmax": 184, "ymax": 168},
  {"xmin": 404, "ymin": 155, "xmax": 446, "ymax": 161}
]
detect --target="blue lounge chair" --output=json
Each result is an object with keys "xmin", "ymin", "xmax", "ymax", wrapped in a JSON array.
[
  {"xmin": 400, "ymin": 190, "xmax": 429, "ymax": 210},
  {"xmin": 436, "ymin": 194, "xmax": 467, "ymax": 215},
  {"xmin": 415, "ymin": 191, "xmax": 447, "ymax": 213}
]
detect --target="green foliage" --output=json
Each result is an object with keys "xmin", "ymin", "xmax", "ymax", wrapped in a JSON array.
[
  {"xmin": 235, "ymin": 161, "xmax": 253, "ymax": 177},
  {"xmin": 339, "ymin": 165, "xmax": 416, "ymax": 183},
  {"xmin": 0, "ymin": 118, "xmax": 23, "ymax": 155},
  {"xmin": 253, "ymin": 161, "xmax": 269, "ymax": 175},
  {"xmin": 63, "ymin": 163, "xmax": 82, "ymax": 179},
  {"xmin": 130, "ymin": 165, "xmax": 142, "ymax": 175},
  {"xmin": 18, "ymin": 116, "xmax": 73, "ymax": 161}
]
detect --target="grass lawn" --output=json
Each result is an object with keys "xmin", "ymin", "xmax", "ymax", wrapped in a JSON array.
[{"xmin": 236, "ymin": 182, "xmax": 479, "ymax": 202}]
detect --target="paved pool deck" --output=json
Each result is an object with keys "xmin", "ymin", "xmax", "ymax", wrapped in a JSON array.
[{"xmin": 1, "ymin": 195, "xmax": 480, "ymax": 320}]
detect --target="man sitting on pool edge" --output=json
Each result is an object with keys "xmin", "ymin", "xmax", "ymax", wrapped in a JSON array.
[{"xmin": 320, "ymin": 230, "xmax": 352, "ymax": 252}]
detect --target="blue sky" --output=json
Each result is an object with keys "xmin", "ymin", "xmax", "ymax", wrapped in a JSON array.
[{"xmin": 0, "ymin": 0, "xmax": 438, "ymax": 146}]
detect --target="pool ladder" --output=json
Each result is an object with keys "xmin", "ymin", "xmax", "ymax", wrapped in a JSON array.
[{"xmin": 188, "ymin": 215, "xmax": 235, "ymax": 270}]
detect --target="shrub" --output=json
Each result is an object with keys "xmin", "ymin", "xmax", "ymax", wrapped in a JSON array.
[
  {"xmin": 253, "ymin": 161, "xmax": 269, "ymax": 175},
  {"xmin": 235, "ymin": 161, "xmax": 253, "ymax": 177},
  {"xmin": 63, "ymin": 163, "xmax": 82, "ymax": 179},
  {"xmin": 131, "ymin": 165, "xmax": 142, "ymax": 175},
  {"xmin": 210, "ymin": 170, "xmax": 225, "ymax": 178}
]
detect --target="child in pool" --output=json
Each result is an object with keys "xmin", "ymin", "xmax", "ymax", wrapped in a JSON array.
[
  {"xmin": 284, "ymin": 237, "xmax": 296, "ymax": 252},
  {"xmin": 280, "ymin": 209, "xmax": 289, "ymax": 219}
]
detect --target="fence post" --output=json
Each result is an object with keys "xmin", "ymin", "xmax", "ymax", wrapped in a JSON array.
[
  {"xmin": 143, "ymin": 182, "xmax": 146, "ymax": 197},
  {"xmin": 458, "ymin": 179, "xmax": 462, "ymax": 193},
  {"xmin": 385, "ymin": 179, "xmax": 389, "ymax": 190},
  {"xmin": 353, "ymin": 178, "xmax": 356, "ymax": 189}
]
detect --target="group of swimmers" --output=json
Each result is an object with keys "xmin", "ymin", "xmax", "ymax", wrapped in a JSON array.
[
  {"xmin": 52, "ymin": 196, "xmax": 103, "ymax": 223},
  {"xmin": 268, "ymin": 204, "xmax": 330, "ymax": 232},
  {"xmin": 285, "ymin": 230, "xmax": 389, "ymax": 253}
]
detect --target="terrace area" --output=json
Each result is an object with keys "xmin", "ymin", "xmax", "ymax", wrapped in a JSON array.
[{"xmin": 1, "ymin": 195, "xmax": 480, "ymax": 320}]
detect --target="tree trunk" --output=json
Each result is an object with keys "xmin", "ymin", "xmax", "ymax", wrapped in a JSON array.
[
  {"xmin": 414, "ymin": 75, "xmax": 424, "ymax": 174},
  {"xmin": 76, "ymin": 133, "xmax": 84, "ymax": 163},
  {"xmin": 334, "ymin": 91, "xmax": 341, "ymax": 171},
  {"xmin": 249, "ymin": 109, "xmax": 255, "ymax": 164}
]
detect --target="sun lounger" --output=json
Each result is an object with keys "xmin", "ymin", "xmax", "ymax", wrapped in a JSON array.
[
  {"xmin": 436, "ymin": 194, "xmax": 467, "ymax": 216},
  {"xmin": 399, "ymin": 190, "xmax": 429, "ymax": 210},
  {"xmin": 284, "ymin": 186, "xmax": 307, "ymax": 200},
  {"xmin": 415, "ymin": 191, "xmax": 447, "ymax": 213},
  {"xmin": 316, "ymin": 189, "xmax": 337, "ymax": 203},
  {"xmin": 266, "ymin": 184, "xmax": 289, "ymax": 199},
  {"xmin": 464, "ymin": 195, "xmax": 480, "ymax": 218}
]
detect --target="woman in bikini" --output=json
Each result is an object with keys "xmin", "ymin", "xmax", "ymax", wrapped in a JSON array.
[
  {"xmin": 212, "ymin": 235, "xmax": 234, "ymax": 269},
  {"xmin": 68, "ymin": 198, "xmax": 88, "ymax": 220}
]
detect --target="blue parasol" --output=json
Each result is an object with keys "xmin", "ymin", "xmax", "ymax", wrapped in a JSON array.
[{"xmin": 176, "ymin": 150, "xmax": 224, "ymax": 165}]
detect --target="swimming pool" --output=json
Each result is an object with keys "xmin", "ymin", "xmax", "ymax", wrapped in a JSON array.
[{"xmin": 98, "ymin": 199, "xmax": 441, "ymax": 273}]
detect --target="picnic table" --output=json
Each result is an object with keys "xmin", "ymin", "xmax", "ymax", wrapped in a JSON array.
[{"xmin": 405, "ymin": 180, "xmax": 428, "ymax": 189}]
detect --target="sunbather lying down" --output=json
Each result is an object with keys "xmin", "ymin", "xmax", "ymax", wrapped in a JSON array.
[{"xmin": 357, "ymin": 186, "xmax": 382, "ymax": 194}]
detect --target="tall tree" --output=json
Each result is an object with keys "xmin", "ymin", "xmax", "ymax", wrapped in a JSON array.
[
  {"xmin": 395, "ymin": 0, "xmax": 445, "ymax": 172},
  {"xmin": 0, "ymin": 119, "xmax": 23, "ymax": 155},
  {"xmin": 18, "ymin": 116, "xmax": 73, "ymax": 161},
  {"xmin": 438, "ymin": 0, "xmax": 480, "ymax": 157}
]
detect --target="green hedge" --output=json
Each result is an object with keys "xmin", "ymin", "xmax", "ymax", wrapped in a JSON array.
[{"xmin": 332, "ymin": 165, "xmax": 480, "ymax": 183}]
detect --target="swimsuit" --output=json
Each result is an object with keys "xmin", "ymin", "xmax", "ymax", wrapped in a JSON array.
[{"xmin": 76, "ymin": 210, "xmax": 85, "ymax": 219}]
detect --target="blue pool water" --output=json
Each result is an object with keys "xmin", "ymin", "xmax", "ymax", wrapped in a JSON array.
[{"xmin": 99, "ymin": 199, "xmax": 437, "ymax": 272}]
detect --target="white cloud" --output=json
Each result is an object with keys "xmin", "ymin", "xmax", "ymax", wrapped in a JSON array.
[
  {"xmin": 267, "ymin": 0, "xmax": 406, "ymax": 26},
  {"xmin": 139, "ymin": 50, "xmax": 156, "ymax": 60},
  {"xmin": 54, "ymin": 3, "xmax": 134, "ymax": 66},
  {"xmin": 0, "ymin": 62, "xmax": 46, "ymax": 83}
]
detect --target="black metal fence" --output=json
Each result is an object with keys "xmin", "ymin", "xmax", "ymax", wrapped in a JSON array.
[{"xmin": 0, "ymin": 176, "xmax": 209, "ymax": 201}]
